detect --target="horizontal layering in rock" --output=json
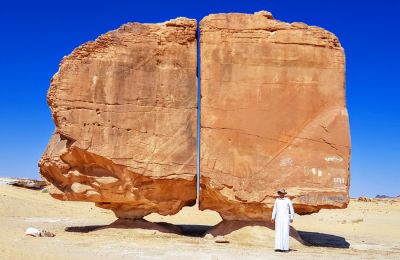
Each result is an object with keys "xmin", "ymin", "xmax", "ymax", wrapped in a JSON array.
[
  {"xmin": 200, "ymin": 11, "xmax": 351, "ymax": 220},
  {"xmin": 39, "ymin": 18, "xmax": 198, "ymax": 219}
]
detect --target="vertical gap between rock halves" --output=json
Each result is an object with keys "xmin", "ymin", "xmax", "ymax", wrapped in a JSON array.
[{"xmin": 196, "ymin": 22, "xmax": 201, "ymax": 205}]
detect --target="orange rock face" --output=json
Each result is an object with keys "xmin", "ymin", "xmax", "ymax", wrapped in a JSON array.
[
  {"xmin": 40, "ymin": 11, "xmax": 351, "ymax": 221},
  {"xmin": 200, "ymin": 12, "xmax": 351, "ymax": 220},
  {"xmin": 39, "ymin": 18, "xmax": 198, "ymax": 219}
]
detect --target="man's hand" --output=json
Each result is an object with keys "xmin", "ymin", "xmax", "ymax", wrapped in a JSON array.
[{"xmin": 271, "ymin": 218, "xmax": 275, "ymax": 224}]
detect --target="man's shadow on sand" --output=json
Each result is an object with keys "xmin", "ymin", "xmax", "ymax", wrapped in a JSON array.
[
  {"xmin": 297, "ymin": 231, "xmax": 350, "ymax": 248},
  {"xmin": 65, "ymin": 219, "xmax": 349, "ymax": 249}
]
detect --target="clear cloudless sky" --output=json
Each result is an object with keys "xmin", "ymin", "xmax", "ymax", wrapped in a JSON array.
[{"xmin": 0, "ymin": 0, "xmax": 399, "ymax": 197}]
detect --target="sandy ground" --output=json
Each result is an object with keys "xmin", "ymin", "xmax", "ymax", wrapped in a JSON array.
[{"xmin": 1, "ymin": 184, "xmax": 400, "ymax": 260}]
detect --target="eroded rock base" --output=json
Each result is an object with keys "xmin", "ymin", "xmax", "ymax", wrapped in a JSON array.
[{"xmin": 40, "ymin": 133, "xmax": 196, "ymax": 220}]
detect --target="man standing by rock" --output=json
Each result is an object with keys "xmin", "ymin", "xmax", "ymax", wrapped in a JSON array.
[{"xmin": 271, "ymin": 189, "xmax": 295, "ymax": 252}]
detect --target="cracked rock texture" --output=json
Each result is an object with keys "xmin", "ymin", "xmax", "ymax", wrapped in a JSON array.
[
  {"xmin": 200, "ymin": 11, "xmax": 351, "ymax": 220},
  {"xmin": 39, "ymin": 18, "xmax": 198, "ymax": 219}
]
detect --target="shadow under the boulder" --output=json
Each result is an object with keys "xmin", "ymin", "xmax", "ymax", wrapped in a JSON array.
[
  {"xmin": 177, "ymin": 224, "xmax": 211, "ymax": 237},
  {"xmin": 65, "ymin": 219, "xmax": 213, "ymax": 237},
  {"xmin": 65, "ymin": 225, "xmax": 106, "ymax": 233},
  {"xmin": 65, "ymin": 219, "xmax": 349, "ymax": 249},
  {"xmin": 298, "ymin": 231, "xmax": 350, "ymax": 248}
]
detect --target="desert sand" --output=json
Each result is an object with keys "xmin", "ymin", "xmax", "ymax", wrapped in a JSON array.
[{"xmin": 1, "ymin": 183, "xmax": 399, "ymax": 260}]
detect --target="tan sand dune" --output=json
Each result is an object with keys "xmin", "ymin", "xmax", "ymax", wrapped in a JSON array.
[{"xmin": 1, "ymin": 184, "xmax": 399, "ymax": 259}]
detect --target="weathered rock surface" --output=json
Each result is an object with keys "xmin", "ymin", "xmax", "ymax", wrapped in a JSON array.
[
  {"xmin": 200, "ymin": 11, "xmax": 351, "ymax": 220},
  {"xmin": 1, "ymin": 178, "xmax": 47, "ymax": 190},
  {"xmin": 39, "ymin": 18, "xmax": 198, "ymax": 219}
]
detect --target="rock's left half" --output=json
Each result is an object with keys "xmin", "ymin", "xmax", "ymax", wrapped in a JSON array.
[{"xmin": 39, "ymin": 18, "xmax": 198, "ymax": 219}]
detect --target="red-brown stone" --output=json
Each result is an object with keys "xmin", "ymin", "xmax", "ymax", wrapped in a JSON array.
[
  {"xmin": 39, "ymin": 18, "xmax": 198, "ymax": 219},
  {"xmin": 200, "ymin": 11, "xmax": 351, "ymax": 220}
]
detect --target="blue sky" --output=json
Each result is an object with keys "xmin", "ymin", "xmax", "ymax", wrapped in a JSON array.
[{"xmin": 0, "ymin": 0, "xmax": 398, "ymax": 197}]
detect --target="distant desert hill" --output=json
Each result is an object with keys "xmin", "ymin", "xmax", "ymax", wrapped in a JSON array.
[{"xmin": 375, "ymin": 194, "xmax": 400, "ymax": 199}]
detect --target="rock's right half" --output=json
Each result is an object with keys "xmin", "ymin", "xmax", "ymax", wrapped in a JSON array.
[{"xmin": 200, "ymin": 11, "xmax": 351, "ymax": 220}]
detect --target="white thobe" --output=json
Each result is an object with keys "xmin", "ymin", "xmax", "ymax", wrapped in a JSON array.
[{"xmin": 271, "ymin": 197, "xmax": 294, "ymax": 250}]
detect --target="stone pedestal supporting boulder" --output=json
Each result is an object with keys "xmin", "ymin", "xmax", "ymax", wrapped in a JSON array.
[
  {"xmin": 39, "ymin": 18, "xmax": 198, "ymax": 219},
  {"xmin": 200, "ymin": 11, "xmax": 351, "ymax": 220}
]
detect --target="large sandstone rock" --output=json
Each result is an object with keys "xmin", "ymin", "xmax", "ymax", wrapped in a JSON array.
[
  {"xmin": 39, "ymin": 18, "xmax": 198, "ymax": 219},
  {"xmin": 200, "ymin": 11, "xmax": 351, "ymax": 220}
]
